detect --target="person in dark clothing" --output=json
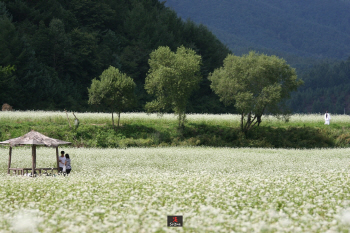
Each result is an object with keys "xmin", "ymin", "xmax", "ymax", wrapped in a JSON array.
[{"xmin": 65, "ymin": 153, "xmax": 72, "ymax": 175}]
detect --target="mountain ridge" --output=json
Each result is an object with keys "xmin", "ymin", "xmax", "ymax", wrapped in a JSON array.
[{"xmin": 164, "ymin": 0, "xmax": 350, "ymax": 60}]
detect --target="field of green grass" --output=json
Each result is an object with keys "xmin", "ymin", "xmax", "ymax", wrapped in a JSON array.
[
  {"xmin": 1, "ymin": 111, "xmax": 350, "ymax": 148},
  {"xmin": 1, "ymin": 147, "xmax": 350, "ymax": 232}
]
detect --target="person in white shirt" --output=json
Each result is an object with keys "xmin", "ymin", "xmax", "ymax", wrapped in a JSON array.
[
  {"xmin": 324, "ymin": 111, "xmax": 331, "ymax": 125},
  {"xmin": 58, "ymin": 150, "xmax": 66, "ymax": 174}
]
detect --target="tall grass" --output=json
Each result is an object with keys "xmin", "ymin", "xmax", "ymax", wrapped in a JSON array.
[{"xmin": 1, "ymin": 111, "xmax": 350, "ymax": 148}]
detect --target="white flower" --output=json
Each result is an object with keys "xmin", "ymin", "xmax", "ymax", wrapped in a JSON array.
[
  {"xmin": 339, "ymin": 208, "xmax": 350, "ymax": 225},
  {"xmin": 11, "ymin": 209, "xmax": 40, "ymax": 233}
]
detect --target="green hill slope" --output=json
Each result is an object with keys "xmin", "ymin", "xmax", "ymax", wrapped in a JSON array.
[{"xmin": 0, "ymin": 0, "xmax": 231, "ymax": 112}]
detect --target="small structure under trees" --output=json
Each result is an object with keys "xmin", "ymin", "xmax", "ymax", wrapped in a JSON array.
[
  {"xmin": 0, "ymin": 130, "xmax": 71, "ymax": 176},
  {"xmin": 2, "ymin": 103, "xmax": 13, "ymax": 111}
]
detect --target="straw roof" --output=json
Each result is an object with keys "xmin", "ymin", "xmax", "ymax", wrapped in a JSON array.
[{"xmin": 0, "ymin": 130, "xmax": 71, "ymax": 147}]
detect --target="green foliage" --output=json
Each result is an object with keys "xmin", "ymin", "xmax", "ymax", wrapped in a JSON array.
[
  {"xmin": 209, "ymin": 51, "xmax": 303, "ymax": 134},
  {"xmin": 68, "ymin": 0, "xmax": 115, "ymax": 31},
  {"xmin": 0, "ymin": 12, "xmax": 25, "ymax": 67},
  {"xmin": 163, "ymin": 0, "xmax": 350, "ymax": 115},
  {"xmin": 0, "ymin": 65, "xmax": 15, "ymax": 104},
  {"xmin": 288, "ymin": 57, "xmax": 350, "ymax": 113},
  {"xmin": 0, "ymin": 0, "xmax": 231, "ymax": 112},
  {"xmin": 145, "ymin": 46, "xmax": 202, "ymax": 128},
  {"xmin": 1, "ymin": 113, "xmax": 350, "ymax": 149},
  {"xmin": 0, "ymin": 1, "xmax": 11, "ymax": 20},
  {"xmin": 88, "ymin": 66, "xmax": 136, "ymax": 127}
]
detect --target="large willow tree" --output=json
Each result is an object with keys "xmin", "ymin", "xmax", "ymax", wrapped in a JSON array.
[{"xmin": 209, "ymin": 51, "xmax": 303, "ymax": 134}]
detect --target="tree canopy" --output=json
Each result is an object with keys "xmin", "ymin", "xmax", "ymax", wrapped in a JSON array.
[
  {"xmin": 145, "ymin": 46, "xmax": 202, "ymax": 128},
  {"xmin": 209, "ymin": 51, "xmax": 303, "ymax": 134},
  {"xmin": 0, "ymin": 65, "xmax": 15, "ymax": 104},
  {"xmin": 0, "ymin": 0, "xmax": 230, "ymax": 112},
  {"xmin": 88, "ymin": 66, "xmax": 136, "ymax": 128}
]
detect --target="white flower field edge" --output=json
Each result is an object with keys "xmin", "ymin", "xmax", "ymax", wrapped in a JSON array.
[
  {"xmin": 1, "ymin": 111, "xmax": 349, "ymax": 125},
  {"xmin": 1, "ymin": 147, "xmax": 350, "ymax": 232}
]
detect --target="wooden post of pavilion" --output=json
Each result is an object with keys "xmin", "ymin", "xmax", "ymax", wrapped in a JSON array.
[
  {"xmin": 56, "ymin": 147, "xmax": 59, "ymax": 171},
  {"xmin": 32, "ymin": 145, "xmax": 36, "ymax": 175}
]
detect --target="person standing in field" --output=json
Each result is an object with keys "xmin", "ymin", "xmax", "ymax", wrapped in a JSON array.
[
  {"xmin": 324, "ymin": 111, "xmax": 331, "ymax": 125},
  {"xmin": 65, "ymin": 153, "xmax": 72, "ymax": 175},
  {"xmin": 58, "ymin": 150, "xmax": 66, "ymax": 174}
]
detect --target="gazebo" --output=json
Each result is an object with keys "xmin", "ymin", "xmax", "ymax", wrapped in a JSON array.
[{"xmin": 0, "ymin": 130, "xmax": 71, "ymax": 176}]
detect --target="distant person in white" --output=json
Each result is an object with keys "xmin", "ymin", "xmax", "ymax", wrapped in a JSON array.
[{"xmin": 324, "ymin": 111, "xmax": 331, "ymax": 125}]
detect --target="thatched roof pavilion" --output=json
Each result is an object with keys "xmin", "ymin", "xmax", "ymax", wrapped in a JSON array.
[{"xmin": 0, "ymin": 130, "xmax": 71, "ymax": 176}]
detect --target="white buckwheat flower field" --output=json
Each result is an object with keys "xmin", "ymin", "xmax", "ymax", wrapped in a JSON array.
[
  {"xmin": 1, "ymin": 112, "xmax": 350, "ymax": 232},
  {"xmin": 1, "ymin": 147, "xmax": 350, "ymax": 232}
]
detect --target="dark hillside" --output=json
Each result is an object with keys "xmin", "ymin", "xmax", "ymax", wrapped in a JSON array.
[
  {"xmin": 2, "ymin": 0, "xmax": 350, "ymax": 114},
  {"xmin": 0, "ymin": 0, "xmax": 231, "ymax": 112},
  {"xmin": 164, "ymin": 0, "xmax": 350, "ymax": 114},
  {"xmin": 288, "ymin": 57, "xmax": 350, "ymax": 113}
]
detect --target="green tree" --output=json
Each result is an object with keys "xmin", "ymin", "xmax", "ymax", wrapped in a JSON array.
[
  {"xmin": 209, "ymin": 51, "xmax": 303, "ymax": 134},
  {"xmin": 98, "ymin": 30, "xmax": 122, "ymax": 70},
  {"xmin": 70, "ymin": 28, "xmax": 101, "ymax": 86},
  {"xmin": 88, "ymin": 66, "xmax": 136, "ymax": 128},
  {"xmin": 0, "ymin": 0, "xmax": 233, "ymax": 112},
  {"xmin": 0, "ymin": 65, "xmax": 15, "ymax": 104},
  {"xmin": 69, "ymin": 0, "xmax": 115, "ymax": 31},
  {"xmin": 0, "ymin": 1, "xmax": 12, "ymax": 20},
  {"xmin": 145, "ymin": 46, "xmax": 202, "ymax": 128},
  {"xmin": 49, "ymin": 18, "xmax": 71, "ymax": 74}
]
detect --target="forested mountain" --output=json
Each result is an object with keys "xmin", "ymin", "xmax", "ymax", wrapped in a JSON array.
[
  {"xmin": 165, "ymin": 0, "xmax": 350, "ymax": 114},
  {"xmin": 288, "ymin": 57, "xmax": 350, "ymax": 113},
  {"xmin": 2, "ymin": 0, "xmax": 350, "ymax": 114},
  {"xmin": 0, "ymin": 0, "xmax": 231, "ymax": 112},
  {"xmin": 164, "ymin": 0, "xmax": 350, "ymax": 60}
]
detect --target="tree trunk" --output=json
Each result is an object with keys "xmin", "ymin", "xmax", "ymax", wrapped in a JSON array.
[
  {"xmin": 117, "ymin": 112, "xmax": 121, "ymax": 128},
  {"xmin": 257, "ymin": 115, "xmax": 262, "ymax": 126},
  {"xmin": 8, "ymin": 147, "xmax": 12, "ymax": 174},
  {"xmin": 65, "ymin": 109, "xmax": 72, "ymax": 129},
  {"xmin": 178, "ymin": 113, "xmax": 185, "ymax": 129},
  {"xmin": 112, "ymin": 111, "xmax": 115, "ymax": 129},
  {"xmin": 178, "ymin": 113, "xmax": 182, "ymax": 128}
]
